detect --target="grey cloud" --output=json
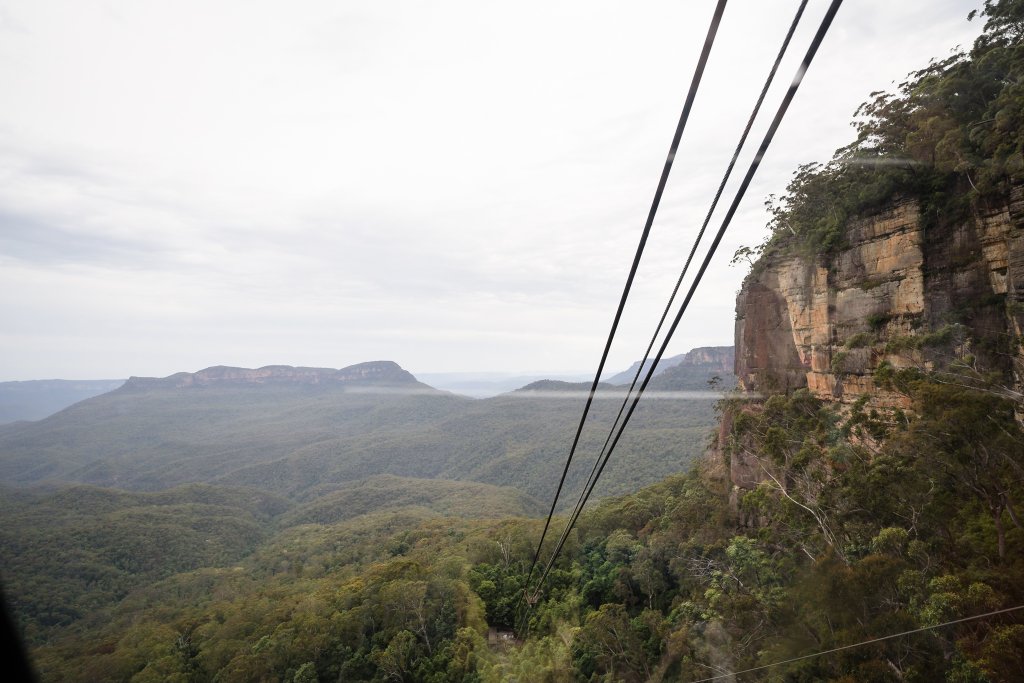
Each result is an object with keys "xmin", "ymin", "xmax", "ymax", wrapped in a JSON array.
[{"xmin": 0, "ymin": 207, "xmax": 167, "ymax": 267}]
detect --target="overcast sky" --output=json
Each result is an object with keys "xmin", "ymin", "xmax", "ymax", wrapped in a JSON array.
[{"xmin": 0, "ymin": 0, "xmax": 985, "ymax": 381}]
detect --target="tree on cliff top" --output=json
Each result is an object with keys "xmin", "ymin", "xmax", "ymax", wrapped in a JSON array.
[{"xmin": 734, "ymin": 0, "xmax": 1024, "ymax": 260}]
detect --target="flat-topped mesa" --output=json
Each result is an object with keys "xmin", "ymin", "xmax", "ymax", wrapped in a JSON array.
[
  {"xmin": 123, "ymin": 361, "xmax": 424, "ymax": 390},
  {"xmin": 735, "ymin": 185, "xmax": 1024, "ymax": 408}
]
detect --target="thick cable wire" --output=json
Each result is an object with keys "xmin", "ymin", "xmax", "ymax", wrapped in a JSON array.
[
  {"xmin": 516, "ymin": 0, "xmax": 729, "ymax": 630},
  {"xmin": 552, "ymin": 0, "xmax": 809, "ymax": 567},
  {"xmin": 690, "ymin": 604, "xmax": 1024, "ymax": 682},
  {"xmin": 528, "ymin": 0, "xmax": 844, "ymax": 604}
]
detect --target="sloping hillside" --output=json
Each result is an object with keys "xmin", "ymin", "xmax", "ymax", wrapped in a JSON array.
[
  {"xmin": 0, "ymin": 379, "xmax": 125, "ymax": 424},
  {"xmin": 280, "ymin": 475, "xmax": 544, "ymax": 525},
  {"xmin": 0, "ymin": 360, "xmax": 719, "ymax": 502},
  {"xmin": 0, "ymin": 362, "xmax": 461, "ymax": 490}
]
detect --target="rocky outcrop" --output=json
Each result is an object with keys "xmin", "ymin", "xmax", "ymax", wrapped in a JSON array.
[
  {"xmin": 647, "ymin": 347, "xmax": 736, "ymax": 391},
  {"xmin": 606, "ymin": 346, "xmax": 734, "ymax": 385},
  {"xmin": 123, "ymin": 361, "xmax": 427, "ymax": 391},
  {"xmin": 735, "ymin": 185, "xmax": 1024, "ymax": 408},
  {"xmin": 607, "ymin": 355, "xmax": 686, "ymax": 386},
  {"xmin": 678, "ymin": 346, "xmax": 735, "ymax": 372}
]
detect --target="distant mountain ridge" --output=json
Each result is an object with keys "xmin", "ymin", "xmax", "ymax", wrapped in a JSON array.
[
  {"xmin": 0, "ymin": 358, "xmax": 717, "ymax": 502},
  {"xmin": 1, "ymin": 352, "xmax": 732, "ymax": 425},
  {"xmin": 606, "ymin": 346, "xmax": 735, "ymax": 389},
  {"xmin": 123, "ymin": 360, "xmax": 426, "ymax": 390},
  {"xmin": 676, "ymin": 346, "xmax": 734, "ymax": 371},
  {"xmin": 606, "ymin": 354, "xmax": 687, "ymax": 385},
  {"xmin": 0, "ymin": 379, "xmax": 125, "ymax": 425},
  {"xmin": 513, "ymin": 379, "xmax": 616, "ymax": 393}
]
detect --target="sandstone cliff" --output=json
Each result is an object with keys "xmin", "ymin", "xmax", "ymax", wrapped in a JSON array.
[{"xmin": 734, "ymin": 184, "xmax": 1024, "ymax": 408}]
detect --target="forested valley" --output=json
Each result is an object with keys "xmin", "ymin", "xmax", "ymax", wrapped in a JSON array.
[
  {"xmin": 0, "ymin": 353, "xmax": 725, "ymax": 682},
  {"xmin": 6, "ymin": 382, "xmax": 1023, "ymax": 682}
]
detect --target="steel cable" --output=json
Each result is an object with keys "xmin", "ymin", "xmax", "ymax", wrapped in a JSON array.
[
  {"xmin": 527, "ymin": 0, "xmax": 845, "ymax": 607},
  {"xmin": 516, "ymin": 0, "xmax": 730, "ymax": 630}
]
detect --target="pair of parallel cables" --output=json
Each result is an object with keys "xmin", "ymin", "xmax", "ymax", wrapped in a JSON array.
[{"xmin": 517, "ymin": 0, "xmax": 843, "ymax": 631}]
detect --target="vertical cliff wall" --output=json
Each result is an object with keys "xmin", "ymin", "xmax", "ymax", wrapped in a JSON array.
[{"xmin": 735, "ymin": 185, "xmax": 1024, "ymax": 407}]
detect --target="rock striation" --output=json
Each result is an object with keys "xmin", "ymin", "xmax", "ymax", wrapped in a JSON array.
[{"xmin": 735, "ymin": 185, "xmax": 1024, "ymax": 408}]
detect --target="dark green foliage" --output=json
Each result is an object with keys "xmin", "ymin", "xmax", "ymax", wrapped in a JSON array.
[
  {"xmin": 0, "ymin": 483, "xmax": 289, "ymax": 645},
  {"xmin": 867, "ymin": 312, "xmax": 892, "ymax": 331},
  {"xmin": 526, "ymin": 380, "xmax": 1020, "ymax": 681},
  {"xmin": 467, "ymin": 563, "xmax": 524, "ymax": 629},
  {"xmin": 280, "ymin": 475, "xmax": 544, "ymax": 526},
  {"xmin": 17, "ymin": 508, "xmax": 534, "ymax": 682},
  {"xmin": 844, "ymin": 332, "xmax": 875, "ymax": 349}
]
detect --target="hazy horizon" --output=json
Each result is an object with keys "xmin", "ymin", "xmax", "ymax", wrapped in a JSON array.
[
  {"xmin": 0, "ymin": 342, "xmax": 734, "ymax": 383},
  {"xmin": 1, "ymin": 1, "xmax": 985, "ymax": 380}
]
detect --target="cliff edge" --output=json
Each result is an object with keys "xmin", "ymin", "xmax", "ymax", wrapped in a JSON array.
[{"xmin": 735, "ymin": 186, "xmax": 1024, "ymax": 408}]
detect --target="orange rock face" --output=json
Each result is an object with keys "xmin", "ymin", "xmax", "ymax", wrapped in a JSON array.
[{"xmin": 735, "ymin": 185, "xmax": 1024, "ymax": 409}]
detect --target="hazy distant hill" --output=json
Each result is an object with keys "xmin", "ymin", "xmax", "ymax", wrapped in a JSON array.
[
  {"xmin": 0, "ymin": 361, "xmax": 451, "ymax": 489},
  {"xmin": 605, "ymin": 353, "xmax": 688, "ymax": 385},
  {"xmin": 0, "ymin": 359, "xmax": 717, "ymax": 503},
  {"xmin": 512, "ymin": 379, "xmax": 616, "ymax": 392},
  {"xmin": 647, "ymin": 346, "xmax": 735, "ymax": 390},
  {"xmin": 416, "ymin": 372, "xmax": 589, "ymax": 397},
  {"xmin": 607, "ymin": 346, "xmax": 735, "ymax": 390},
  {"xmin": 0, "ymin": 379, "xmax": 125, "ymax": 424}
]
